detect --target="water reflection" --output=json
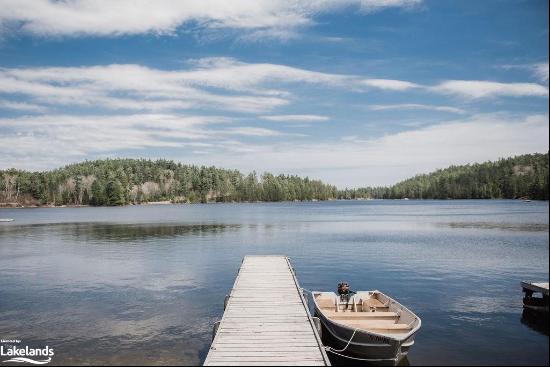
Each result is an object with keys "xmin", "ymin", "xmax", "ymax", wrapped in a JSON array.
[
  {"xmin": 327, "ymin": 353, "xmax": 410, "ymax": 366},
  {"xmin": 439, "ymin": 222, "xmax": 549, "ymax": 232},
  {"xmin": 0, "ymin": 222, "xmax": 241, "ymax": 241},
  {"xmin": 521, "ymin": 309, "xmax": 549, "ymax": 336}
]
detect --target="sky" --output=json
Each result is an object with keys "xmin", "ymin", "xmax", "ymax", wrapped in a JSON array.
[{"xmin": 0, "ymin": 0, "xmax": 548, "ymax": 188}]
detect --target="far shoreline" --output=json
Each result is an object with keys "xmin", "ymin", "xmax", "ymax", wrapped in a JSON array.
[{"xmin": 1, "ymin": 197, "xmax": 548, "ymax": 209}]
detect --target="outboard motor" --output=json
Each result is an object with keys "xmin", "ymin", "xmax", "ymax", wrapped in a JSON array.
[{"xmin": 337, "ymin": 282, "xmax": 355, "ymax": 303}]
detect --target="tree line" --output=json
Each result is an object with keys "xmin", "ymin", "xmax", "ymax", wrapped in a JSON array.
[
  {"xmin": 0, "ymin": 158, "xmax": 337, "ymax": 206},
  {"xmin": 338, "ymin": 152, "xmax": 548, "ymax": 201},
  {"xmin": 0, "ymin": 153, "xmax": 547, "ymax": 207}
]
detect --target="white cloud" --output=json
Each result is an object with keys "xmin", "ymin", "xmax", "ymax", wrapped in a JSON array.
[
  {"xmin": 362, "ymin": 78, "xmax": 420, "ymax": 91},
  {"xmin": 368, "ymin": 103, "xmax": 466, "ymax": 114},
  {"xmin": 0, "ymin": 59, "xmax": 354, "ymax": 114},
  {"xmin": 358, "ymin": 0, "xmax": 421, "ymax": 12},
  {"xmin": 261, "ymin": 114, "xmax": 329, "ymax": 122},
  {"xmin": 180, "ymin": 57, "xmax": 351, "ymax": 90},
  {"xmin": 2, "ymin": 60, "xmax": 547, "ymax": 119},
  {"xmin": 434, "ymin": 80, "xmax": 549, "ymax": 99},
  {"xmin": 0, "ymin": 0, "xmax": 421, "ymax": 39},
  {"xmin": 220, "ymin": 127, "xmax": 284, "ymax": 137},
  {"xmin": 2, "ymin": 114, "xmax": 207, "ymax": 146},
  {"xmin": 0, "ymin": 113, "xmax": 287, "ymax": 149},
  {"xmin": 359, "ymin": 76, "xmax": 549, "ymax": 98},
  {"xmin": 238, "ymin": 28, "xmax": 301, "ymax": 43},
  {"xmin": 499, "ymin": 62, "xmax": 549, "ymax": 85},
  {"xmin": 0, "ymin": 99, "xmax": 48, "ymax": 112},
  {"xmin": 361, "ymin": 77, "xmax": 548, "ymax": 98},
  {"xmin": 0, "ymin": 113, "xmax": 273, "ymax": 164},
  {"xmin": 190, "ymin": 113, "xmax": 550, "ymax": 187},
  {"xmin": 531, "ymin": 63, "xmax": 549, "ymax": 84}
]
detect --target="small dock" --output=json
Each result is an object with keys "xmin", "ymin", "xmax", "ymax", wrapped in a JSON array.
[
  {"xmin": 204, "ymin": 256, "xmax": 330, "ymax": 366},
  {"xmin": 521, "ymin": 281, "xmax": 549, "ymax": 313},
  {"xmin": 521, "ymin": 281, "xmax": 549, "ymax": 296}
]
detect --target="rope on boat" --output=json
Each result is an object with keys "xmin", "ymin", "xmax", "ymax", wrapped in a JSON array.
[
  {"xmin": 302, "ymin": 287, "xmax": 357, "ymax": 353},
  {"xmin": 325, "ymin": 328, "xmax": 357, "ymax": 353}
]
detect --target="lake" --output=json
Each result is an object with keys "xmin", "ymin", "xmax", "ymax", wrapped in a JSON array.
[{"xmin": 0, "ymin": 200, "xmax": 548, "ymax": 366}]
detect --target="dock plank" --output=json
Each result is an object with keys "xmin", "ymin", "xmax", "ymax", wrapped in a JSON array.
[{"xmin": 203, "ymin": 256, "xmax": 330, "ymax": 366}]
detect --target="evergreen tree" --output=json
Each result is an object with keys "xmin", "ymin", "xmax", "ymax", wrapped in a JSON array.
[
  {"xmin": 105, "ymin": 180, "xmax": 125, "ymax": 206},
  {"xmin": 90, "ymin": 180, "xmax": 106, "ymax": 206}
]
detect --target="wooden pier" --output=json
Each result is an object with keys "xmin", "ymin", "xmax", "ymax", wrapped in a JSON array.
[
  {"xmin": 521, "ymin": 281, "xmax": 549, "ymax": 296},
  {"xmin": 521, "ymin": 281, "xmax": 549, "ymax": 313},
  {"xmin": 204, "ymin": 256, "xmax": 330, "ymax": 366}
]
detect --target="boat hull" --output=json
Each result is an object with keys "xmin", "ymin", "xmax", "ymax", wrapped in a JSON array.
[
  {"xmin": 312, "ymin": 291, "xmax": 420, "ymax": 365},
  {"xmin": 315, "ymin": 309, "xmax": 415, "ymax": 365}
]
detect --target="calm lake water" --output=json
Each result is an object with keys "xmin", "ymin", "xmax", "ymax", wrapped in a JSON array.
[{"xmin": 0, "ymin": 200, "xmax": 548, "ymax": 366}]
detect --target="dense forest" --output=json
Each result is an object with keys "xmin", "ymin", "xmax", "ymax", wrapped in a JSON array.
[
  {"xmin": 339, "ymin": 152, "xmax": 548, "ymax": 200},
  {"xmin": 0, "ymin": 159, "xmax": 338, "ymax": 206},
  {"xmin": 0, "ymin": 153, "xmax": 548, "ymax": 207}
]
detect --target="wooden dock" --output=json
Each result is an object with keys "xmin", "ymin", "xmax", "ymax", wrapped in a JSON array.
[
  {"xmin": 204, "ymin": 256, "xmax": 330, "ymax": 366},
  {"xmin": 521, "ymin": 281, "xmax": 549, "ymax": 296},
  {"xmin": 521, "ymin": 281, "xmax": 549, "ymax": 313}
]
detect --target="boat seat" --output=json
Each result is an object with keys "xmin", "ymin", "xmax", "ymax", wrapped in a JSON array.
[
  {"xmin": 325, "ymin": 311, "xmax": 399, "ymax": 320},
  {"xmin": 362, "ymin": 298, "xmax": 386, "ymax": 308},
  {"xmin": 316, "ymin": 297, "xmax": 336, "ymax": 309},
  {"xmin": 339, "ymin": 320, "xmax": 413, "ymax": 332}
]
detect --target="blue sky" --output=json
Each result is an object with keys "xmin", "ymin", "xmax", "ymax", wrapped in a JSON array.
[{"xmin": 0, "ymin": 0, "xmax": 548, "ymax": 187}]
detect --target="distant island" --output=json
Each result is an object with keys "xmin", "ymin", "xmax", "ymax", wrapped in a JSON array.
[{"xmin": 0, "ymin": 153, "xmax": 548, "ymax": 207}]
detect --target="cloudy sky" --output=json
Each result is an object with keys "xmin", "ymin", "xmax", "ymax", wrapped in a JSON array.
[{"xmin": 0, "ymin": 0, "xmax": 548, "ymax": 187}]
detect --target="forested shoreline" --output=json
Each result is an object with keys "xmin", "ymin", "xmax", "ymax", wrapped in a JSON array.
[
  {"xmin": 0, "ymin": 159, "xmax": 338, "ymax": 206},
  {"xmin": 0, "ymin": 153, "xmax": 548, "ymax": 207},
  {"xmin": 341, "ymin": 152, "xmax": 549, "ymax": 201}
]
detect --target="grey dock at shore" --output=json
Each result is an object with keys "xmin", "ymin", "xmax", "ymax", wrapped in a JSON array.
[
  {"xmin": 521, "ymin": 281, "xmax": 549, "ymax": 313},
  {"xmin": 204, "ymin": 255, "xmax": 330, "ymax": 366},
  {"xmin": 521, "ymin": 281, "xmax": 549, "ymax": 296}
]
